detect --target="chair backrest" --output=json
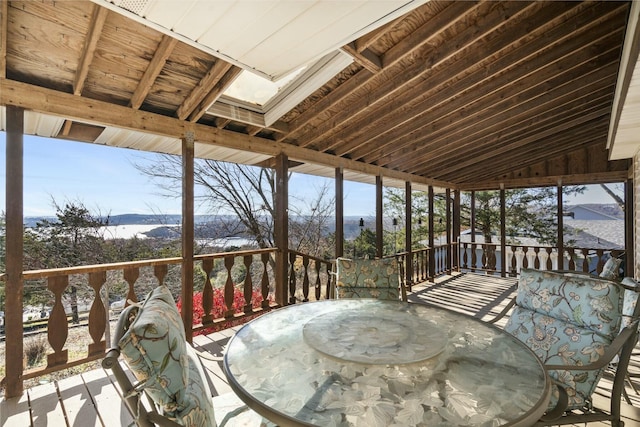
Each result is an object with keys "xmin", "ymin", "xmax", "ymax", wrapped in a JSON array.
[
  {"xmin": 503, "ymin": 268, "xmax": 635, "ymax": 414},
  {"xmin": 335, "ymin": 257, "xmax": 407, "ymax": 301},
  {"xmin": 102, "ymin": 286, "xmax": 217, "ymax": 427}
]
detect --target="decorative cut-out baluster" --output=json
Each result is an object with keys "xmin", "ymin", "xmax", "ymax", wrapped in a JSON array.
[
  {"xmin": 224, "ymin": 255, "xmax": 235, "ymax": 318},
  {"xmin": 88, "ymin": 271, "xmax": 107, "ymax": 356},
  {"xmin": 301, "ymin": 255, "xmax": 310, "ymax": 302},
  {"xmin": 123, "ymin": 268, "xmax": 139, "ymax": 305},
  {"xmin": 47, "ymin": 275, "xmax": 69, "ymax": 367},
  {"xmin": 243, "ymin": 255, "xmax": 254, "ymax": 313},
  {"xmin": 154, "ymin": 264, "xmax": 168, "ymax": 285},
  {"xmin": 314, "ymin": 261, "xmax": 322, "ymax": 301},
  {"xmin": 201, "ymin": 258, "xmax": 214, "ymax": 324},
  {"xmin": 261, "ymin": 253, "xmax": 270, "ymax": 308},
  {"xmin": 289, "ymin": 251, "xmax": 297, "ymax": 304}
]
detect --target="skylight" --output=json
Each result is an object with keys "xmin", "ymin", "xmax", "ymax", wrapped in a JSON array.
[{"xmin": 223, "ymin": 66, "xmax": 306, "ymax": 107}]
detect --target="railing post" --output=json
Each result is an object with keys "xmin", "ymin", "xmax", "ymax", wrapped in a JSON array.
[{"xmin": 5, "ymin": 105, "xmax": 24, "ymax": 398}]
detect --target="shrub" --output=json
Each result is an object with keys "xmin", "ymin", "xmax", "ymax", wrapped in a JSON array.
[
  {"xmin": 24, "ymin": 335, "xmax": 48, "ymax": 367},
  {"xmin": 177, "ymin": 287, "xmax": 269, "ymax": 336}
]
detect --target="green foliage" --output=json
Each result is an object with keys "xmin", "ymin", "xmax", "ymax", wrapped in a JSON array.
[{"xmin": 460, "ymin": 186, "xmax": 585, "ymax": 245}]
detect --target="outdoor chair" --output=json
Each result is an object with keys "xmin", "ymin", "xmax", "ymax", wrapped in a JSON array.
[
  {"xmin": 489, "ymin": 268, "xmax": 640, "ymax": 426},
  {"xmin": 333, "ymin": 256, "xmax": 407, "ymax": 301},
  {"xmin": 102, "ymin": 285, "xmax": 271, "ymax": 427}
]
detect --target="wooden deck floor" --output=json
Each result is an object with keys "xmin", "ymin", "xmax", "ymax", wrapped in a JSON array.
[{"xmin": 2, "ymin": 272, "xmax": 640, "ymax": 426}]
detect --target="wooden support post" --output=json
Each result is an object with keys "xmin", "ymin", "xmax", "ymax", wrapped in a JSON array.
[
  {"xmin": 405, "ymin": 181, "xmax": 413, "ymax": 286},
  {"xmin": 471, "ymin": 191, "xmax": 476, "ymax": 272},
  {"xmin": 181, "ymin": 133, "xmax": 194, "ymax": 343},
  {"xmin": 453, "ymin": 190, "xmax": 461, "ymax": 271},
  {"xmin": 274, "ymin": 154, "xmax": 289, "ymax": 306},
  {"xmin": 376, "ymin": 175, "xmax": 383, "ymax": 258},
  {"xmin": 500, "ymin": 185, "xmax": 506, "ymax": 277},
  {"xmin": 625, "ymin": 178, "xmax": 634, "ymax": 278},
  {"xmin": 557, "ymin": 181, "xmax": 564, "ymax": 270},
  {"xmin": 335, "ymin": 168, "xmax": 344, "ymax": 258},
  {"xmin": 446, "ymin": 189, "xmax": 452, "ymax": 273},
  {"xmin": 428, "ymin": 186, "xmax": 435, "ymax": 282},
  {"xmin": 5, "ymin": 105, "xmax": 24, "ymax": 398}
]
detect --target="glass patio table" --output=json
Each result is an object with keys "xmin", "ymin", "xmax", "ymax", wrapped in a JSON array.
[{"xmin": 223, "ymin": 299, "xmax": 551, "ymax": 427}]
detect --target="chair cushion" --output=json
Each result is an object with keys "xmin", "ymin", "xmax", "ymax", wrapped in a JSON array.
[
  {"xmin": 505, "ymin": 306, "xmax": 613, "ymax": 410},
  {"xmin": 600, "ymin": 257, "xmax": 622, "ymax": 280},
  {"xmin": 505, "ymin": 269, "xmax": 625, "ymax": 411},
  {"xmin": 118, "ymin": 286, "xmax": 216, "ymax": 426},
  {"xmin": 621, "ymin": 277, "xmax": 640, "ymax": 330},
  {"xmin": 335, "ymin": 257, "xmax": 400, "ymax": 300},
  {"xmin": 516, "ymin": 269, "xmax": 623, "ymax": 340}
]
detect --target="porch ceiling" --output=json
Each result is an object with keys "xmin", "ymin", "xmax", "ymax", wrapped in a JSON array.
[{"xmin": 0, "ymin": 0, "xmax": 638, "ymax": 191}]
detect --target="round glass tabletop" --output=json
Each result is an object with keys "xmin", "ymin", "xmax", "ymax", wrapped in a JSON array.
[
  {"xmin": 224, "ymin": 299, "xmax": 550, "ymax": 427},
  {"xmin": 302, "ymin": 308, "xmax": 447, "ymax": 364}
]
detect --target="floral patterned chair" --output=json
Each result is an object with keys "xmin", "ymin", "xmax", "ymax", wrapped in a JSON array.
[
  {"xmin": 490, "ymin": 268, "xmax": 640, "ymax": 426},
  {"xmin": 102, "ymin": 285, "xmax": 270, "ymax": 427},
  {"xmin": 334, "ymin": 257, "xmax": 407, "ymax": 301}
]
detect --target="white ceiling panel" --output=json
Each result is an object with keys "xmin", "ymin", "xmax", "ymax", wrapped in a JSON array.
[{"xmin": 97, "ymin": 0, "xmax": 427, "ymax": 80}]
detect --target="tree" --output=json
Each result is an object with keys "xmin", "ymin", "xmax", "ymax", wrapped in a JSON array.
[
  {"xmin": 24, "ymin": 200, "xmax": 110, "ymax": 323},
  {"xmin": 600, "ymin": 183, "xmax": 624, "ymax": 211},
  {"xmin": 136, "ymin": 155, "xmax": 334, "ymax": 257},
  {"xmin": 460, "ymin": 187, "xmax": 584, "ymax": 245},
  {"xmin": 384, "ymin": 188, "xmax": 449, "ymax": 251}
]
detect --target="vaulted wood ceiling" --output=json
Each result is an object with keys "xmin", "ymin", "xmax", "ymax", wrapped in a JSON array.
[{"xmin": 0, "ymin": 0, "xmax": 634, "ymax": 192}]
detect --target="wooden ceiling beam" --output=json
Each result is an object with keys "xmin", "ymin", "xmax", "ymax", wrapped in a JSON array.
[
  {"xmin": 284, "ymin": 1, "xmax": 484, "ymax": 145},
  {"xmin": 187, "ymin": 66, "xmax": 243, "ymax": 123},
  {"xmin": 380, "ymin": 55, "xmax": 620, "ymax": 172},
  {"xmin": 344, "ymin": 2, "xmax": 616, "ymax": 161},
  {"xmin": 73, "ymin": 5, "xmax": 108, "ymax": 96},
  {"xmin": 129, "ymin": 34, "xmax": 177, "ymax": 110},
  {"xmin": 341, "ymin": 42, "xmax": 381, "ymax": 73},
  {"xmin": 0, "ymin": 78, "xmax": 454, "ymax": 189},
  {"xmin": 380, "ymin": 1, "xmax": 481, "ymax": 69},
  {"xmin": 393, "ymin": 66, "xmax": 618, "ymax": 174},
  {"xmin": 176, "ymin": 60, "xmax": 233, "ymax": 120},
  {"xmin": 439, "ymin": 117, "xmax": 611, "ymax": 182},
  {"xmin": 298, "ymin": 1, "xmax": 536, "ymax": 151}
]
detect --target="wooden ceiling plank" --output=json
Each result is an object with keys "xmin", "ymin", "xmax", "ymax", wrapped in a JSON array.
[
  {"xmin": 285, "ymin": 1, "xmax": 490, "ymax": 145},
  {"xmin": 280, "ymin": 66, "xmax": 373, "ymax": 141},
  {"xmin": 392, "ymin": 66, "xmax": 618, "ymax": 174},
  {"xmin": 0, "ymin": 0, "xmax": 7, "ymax": 79},
  {"xmin": 400, "ymin": 84, "xmax": 614, "ymax": 177},
  {"xmin": 176, "ymin": 60, "xmax": 233, "ymax": 120},
  {"xmin": 0, "ymin": 78, "xmax": 453, "ymax": 189},
  {"xmin": 298, "ymin": 1, "xmax": 538, "ymax": 151},
  {"xmin": 381, "ymin": 1, "xmax": 481, "ymax": 69},
  {"xmin": 432, "ymin": 113, "xmax": 611, "ymax": 181},
  {"xmin": 376, "ymin": 48, "xmax": 621, "ymax": 171},
  {"xmin": 340, "ymin": 2, "xmax": 620, "ymax": 161},
  {"xmin": 129, "ymin": 34, "xmax": 178, "ymax": 110},
  {"xmin": 338, "ymin": 1, "xmax": 594, "ymax": 159},
  {"xmin": 73, "ymin": 5, "xmax": 108, "ymax": 96},
  {"xmin": 188, "ymin": 66, "xmax": 243, "ymax": 123},
  {"xmin": 354, "ymin": 14, "xmax": 404, "ymax": 53}
]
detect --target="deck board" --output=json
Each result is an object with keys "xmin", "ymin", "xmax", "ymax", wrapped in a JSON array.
[
  {"xmin": 2, "ymin": 272, "xmax": 640, "ymax": 426},
  {"xmin": 56, "ymin": 373, "xmax": 102, "ymax": 427}
]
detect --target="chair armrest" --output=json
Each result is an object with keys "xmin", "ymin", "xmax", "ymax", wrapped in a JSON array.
[{"xmin": 486, "ymin": 296, "xmax": 517, "ymax": 324}]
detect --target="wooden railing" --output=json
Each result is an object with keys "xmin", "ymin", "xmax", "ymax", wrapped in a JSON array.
[
  {"xmin": 459, "ymin": 242, "xmax": 624, "ymax": 276},
  {"xmin": 1, "ymin": 247, "xmax": 337, "ymax": 390},
  {"xmin": 287, "ymin": 250, "xmax": 334, "ymax": 303},
  {"xmin": 391, "ymin": 242, "xmax": 460, "ymax": 287}
]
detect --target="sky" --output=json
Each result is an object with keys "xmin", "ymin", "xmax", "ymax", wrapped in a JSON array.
[{"xmin": 0, "ymin": 132, "xmax": 623, "ymax": 218}]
